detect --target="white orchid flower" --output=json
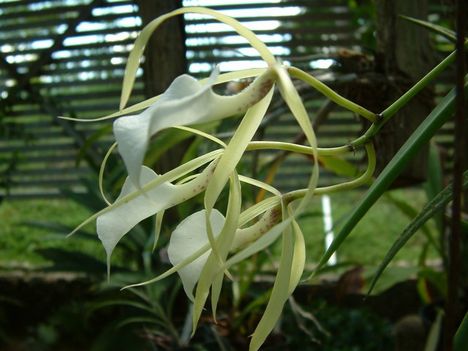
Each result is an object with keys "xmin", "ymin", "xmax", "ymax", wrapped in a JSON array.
[
  {"xmin": 97, "ymin": 161, "xmax": 216, "ymax": 270},
  {"xmin": 114, "ymin": 67, "xmax": 275, "ymax": 186},
  {"xmin": 66, "ymin": 7, "xmax": 378, "ymax": 351}
]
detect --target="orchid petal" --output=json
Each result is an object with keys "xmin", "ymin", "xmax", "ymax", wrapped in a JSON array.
[
  {"xmin": 68, "ymin": 150, "xmax": 221, "ymax": 238},
  {"xmin": 288, "ymin": 218, "xmax": 306, "ymax": 294},
  {"xmin": 120, "ymin": 7, "xmax": 275, "ymax": 109},
  {"xmin": 203, "ymin": 86, "xmax": 274, "ymax": 265},
  {"xmin": 97, "ymin": 166, "xmax": 174, "ymax": 266},
  {"xmin": 114, "ymin": 69, "xmax": 217, "ymax": 185},
  {"xmin": 97, "ymin": 159, "xmax": 217, "ymax": 270},
  {"xmin": 58, "ymin": 68, "xmax": 267, "ymax": 123},
  {"xmin": 274, "ymin": 64, "xmax": 319, "ymax": 214},
  {"xmin": 168, "ymin": 209, "xmax": 225, "ymax": 300},
  {"xmin": 250, "ymin": 221, "xmax": 295, "ymax": 351},
  {"xmin": 192, "ymin": 172, "xmax": 242, "ymax": 329},
  {"xmin": 115, "ymin": 68, "xmax": 275, "ymax": 185}
]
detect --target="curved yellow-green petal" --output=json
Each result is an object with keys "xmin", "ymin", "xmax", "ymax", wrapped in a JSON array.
[
  {"xmin": 192, "ymin": 172, "xmax": 242, "ymax": 331},
  {"xmin": 120, "ymin": 7, "xmax": 275, "ymax": 109},
  {"xmin": 203, "ymin": 86, "xmax": 274, "ymax": 263},
  {"xmin": 249, "ymin": 220, "xmax": 294, "ymax": 351}
]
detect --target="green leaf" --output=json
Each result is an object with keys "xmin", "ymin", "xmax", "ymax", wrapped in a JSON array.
[
  {"xmin": 384, "ymin": 191, "xmax": 440, "ymax": 254},
  {"xmin": 88, "ymin": 299, "xmax": 157, "ymax": 317},
  {"xmin": 319, "ymin": 154, "xmax": 359, "ymax": 178},
  {"xmin": 115, "ymin": 316, "xmax": 162, "ymax": 330},
  {"xmin": 315, "ymin": 83, "xmax": 461, "ymax": 272},
  {"xmin": 76, "ymin": 124, "xmax": 112, "ymax": 167},
  {"xmin": 364, "ymin": 266, "xmax": 419, "ymax": 295},
  {"xmin": 455, "ymin": 312, "xmax": 468, "ymax": 351},
  {"xmin": 368, "ymin": 170, "xmax": 468, "ymax": 295},
  {"xmin": 424, "ymin": 308, "xmax": 443, "ymax": 351},
  {"xmin": 399, "ymin": 15, "xmax": 457, "ymax": 43},
  {"xmin": 425, "ymin": 142, "xmax": 444, "ymax": 232},
  {"xmin": 36, "ymin": 248, "xmax": 110, "ymax": 274}
]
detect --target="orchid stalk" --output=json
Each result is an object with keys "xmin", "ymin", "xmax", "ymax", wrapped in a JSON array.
[{"xmin": 65, "ymin": 7, "xmax": 383, "ymax": 351}]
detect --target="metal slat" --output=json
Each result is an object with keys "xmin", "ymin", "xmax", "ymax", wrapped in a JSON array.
[
  {"xmin": 3, "ymin": 26, "xmax": 141, "ymax": 45},
  {"xmin": 1, "ymin": 0, "xmax": 455, "ymax": 199},
  {"xmin": 185, "ymin": 12, "xmax": 352, "ymax": 25},
  {"xmin": 0, "ymin": 0, "xmax": 136, "ymax": 19}
]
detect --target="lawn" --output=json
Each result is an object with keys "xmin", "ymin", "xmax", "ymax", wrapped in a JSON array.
[
  {"xmin": 0, "ymin": 199, "xmax": 98, "ymax": 268},
  {"xmin": 298, "ymin": 188, "xmax": 436, "ymax": 265},
  {"xmin": 0, "ymin": 186, "xmax": 436, "ymax": 271}
]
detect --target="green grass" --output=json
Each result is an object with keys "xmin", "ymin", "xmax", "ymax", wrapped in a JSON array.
[
  {"xmin": 297, "ymin": 187, "xmax": 438, "ymax": 265},
  {"xmin": 0, "ymin": 187, "xmax": 438, "ymax": 272},
  {"xmin": 0, "ymin": 199, "xmax": 102, "ymax": 268}
]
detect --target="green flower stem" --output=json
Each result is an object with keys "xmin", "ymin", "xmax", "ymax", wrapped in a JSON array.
[
  {"xmin": 315, "ymin": 83, "xmax": 463, "ymax": 272},
  {"xmin": 283, "ymin": 142, "xmax": 376, "ymax": 202},
  {"xmin": 287, "ymin": 66, "xmax": 377, "ymax": 122},
  {"xmin": 234, "ymin": 142, "xmax": 376, "ymax": 249},
  {"xmin": 381, "ymin": 51, "xmax": 456, "ymax": 121},
  {"xmin": 349, "ymin": 51, "xmax": 457, "ymax": 149},
  {"xmin": 121, "ymin": 143, "xmax": 375, "ymax": 289},
  {"xmin": 246, "ymin": 141, "xmax": 351, "ymax": 156}
]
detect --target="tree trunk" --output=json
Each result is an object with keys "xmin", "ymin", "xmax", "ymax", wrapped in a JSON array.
[
  {"xmin": 374, "ymin": 0, "xmax": 434, "ymax": 187},
  {"xmin": 134, "ymin": 0, "xmax": 187, "ymax": 174}
]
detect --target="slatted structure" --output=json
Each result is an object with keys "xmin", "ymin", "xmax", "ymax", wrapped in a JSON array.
[
  {"xmin": 0, "ymin": 0, "xmax": 144, "ymax": 198},
  {"xmin": 184, "ymin": 0, "xmax": 456, "ymax": 190},
  {"xmin": 0, "ymin": 0, "xmax": 456, "ymax": 198}
]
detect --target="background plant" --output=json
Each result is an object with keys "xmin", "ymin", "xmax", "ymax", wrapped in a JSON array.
[{"xmin": 59, "ymin": 6, "xmax": 468, "ymax": 351}]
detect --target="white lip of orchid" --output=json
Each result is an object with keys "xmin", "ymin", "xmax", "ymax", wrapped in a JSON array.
[
  {"xmin": 114, "ymin": 67, "xmax": 276, "ymax": 187},
  {"xmin": 168, "ymin": 209, "xmax": 226, "ymax": 301},
  {"xmin": 96, "ymin": 159, "xmax": 217, "ymax": 271}
]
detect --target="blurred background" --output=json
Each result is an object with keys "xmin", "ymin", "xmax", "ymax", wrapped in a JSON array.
[{"xmin": 0, "ymin": 0, "xmax": 464, "ymax": 350}]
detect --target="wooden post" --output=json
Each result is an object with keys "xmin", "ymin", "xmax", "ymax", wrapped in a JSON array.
[
  {"xmin": 374, "ymin": 0, "xmax": 434, "ymax": 187},
  {"xmin": 134, "ymin": 0, "xmax": 187, "ymax": 173}
]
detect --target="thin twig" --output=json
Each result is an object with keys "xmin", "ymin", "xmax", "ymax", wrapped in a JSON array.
[{"xmin": 444, "ymin": 0, "xmax": 466, "ymax": 350}]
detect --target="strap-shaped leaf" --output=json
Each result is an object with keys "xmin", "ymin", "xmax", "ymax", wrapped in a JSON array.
[
  {"xmin": 400, "ymin": 15, "xmax": 457, "ymax": 43},
  {"xmin": 315, "ymin": 83, "xmax": 463, "ymax": 272},
  {"xmin": 455, "ymin": 312, "xmax": 468, "ymax": 351},
  {"xmin": 368, "ymin": 170, "xmax": 468, "ymax": 295}
]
